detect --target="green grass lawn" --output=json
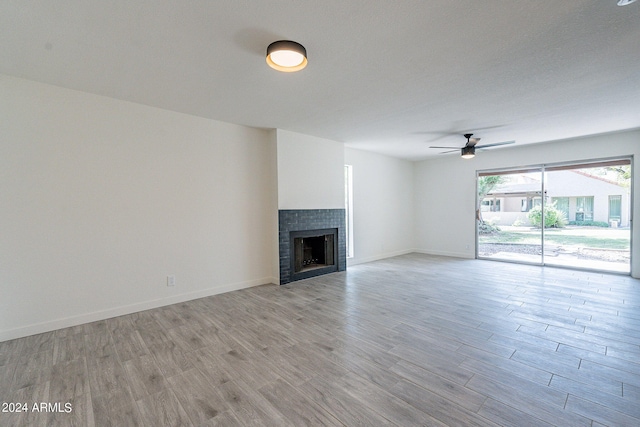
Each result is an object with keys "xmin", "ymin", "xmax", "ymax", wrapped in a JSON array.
[{"xmin": 480, "ymin": 228, "xmax": 630, "ymax": 250}]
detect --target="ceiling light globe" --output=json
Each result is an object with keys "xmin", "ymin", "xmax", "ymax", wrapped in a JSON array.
[
  {"xmin": 270, "ymin": 50, "xmax": 305, "ymax": 67},
  {"xmin": 266, "ymin": 40, "xmax": 308, "ymax": 72},
  {"xmin": 461, "ymin": 146, "xmax": 475, "ymax": 159}
]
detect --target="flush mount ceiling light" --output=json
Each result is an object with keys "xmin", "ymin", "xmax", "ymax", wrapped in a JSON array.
[
  {"xmin": 266, "ymin": 40, "xmax": 307, "ymax": 72},
  {"xmin": 618, "ymin": 0, "xmax": 637, "ymax": 5}
]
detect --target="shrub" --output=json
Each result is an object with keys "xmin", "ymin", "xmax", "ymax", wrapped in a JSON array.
[
  {"xmin": 478, "ymin": 222, "xmax": 501, "ymax": 234},
  {"xmin": 527, "ymin": 202, "xmax": 567, "ymax": 228}
]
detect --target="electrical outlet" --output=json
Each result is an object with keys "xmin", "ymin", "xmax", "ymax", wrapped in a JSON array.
[{"xmin": 167, "ymin": 275, "xmax": 176, "ymax": 287}]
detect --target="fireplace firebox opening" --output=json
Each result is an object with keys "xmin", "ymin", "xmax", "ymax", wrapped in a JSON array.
[
  {"xmin": 289, "ymin": 228, "xmax": 338, "ymax": 281},
  {"xmin": 294, "ymin": 234, "xmax": 335, "ymax": 273}
]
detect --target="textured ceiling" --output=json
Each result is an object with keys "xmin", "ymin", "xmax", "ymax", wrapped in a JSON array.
[{"xmin": 2, "ymin": 1, "xmax": 639, "ymax": 160}]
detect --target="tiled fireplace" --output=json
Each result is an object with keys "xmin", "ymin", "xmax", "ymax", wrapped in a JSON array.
[{"xmin": 278, "ymin": 209, "xmax": 347, "ymax": 284}]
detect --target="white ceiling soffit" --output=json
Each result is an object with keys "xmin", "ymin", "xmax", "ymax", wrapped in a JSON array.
[{"xmin": 1, "ymin": 1, "xmax": 639, "ymax": 160}]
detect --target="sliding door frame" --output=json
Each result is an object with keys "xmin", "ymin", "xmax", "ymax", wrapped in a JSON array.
[{"xmin": 476, "ymin": 155, "xmax": 633, "ymax": 275}]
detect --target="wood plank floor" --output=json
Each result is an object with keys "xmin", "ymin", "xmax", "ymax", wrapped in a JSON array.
[{"xmin": 1, "ymin": 253, "xmax": 640, "ymax": 426}]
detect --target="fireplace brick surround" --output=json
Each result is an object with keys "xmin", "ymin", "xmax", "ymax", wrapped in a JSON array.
[{"xmin": 278, "ymin": 209, "xmax": 347, "ymax": 284}]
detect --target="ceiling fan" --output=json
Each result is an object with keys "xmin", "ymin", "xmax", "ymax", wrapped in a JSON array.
[{"xmin": 429, "ymin": 133, "xmax": 515, "ymax": 159}]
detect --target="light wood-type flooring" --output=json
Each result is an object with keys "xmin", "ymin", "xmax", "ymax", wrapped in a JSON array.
[{"xmin": 1, "ymin": 253, "xmax": 640, "ymax": 426}]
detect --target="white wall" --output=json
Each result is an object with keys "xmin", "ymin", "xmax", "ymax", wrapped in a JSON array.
[
  {"xmin": 345, "ymin": 148, "xmax": 415, "ymax": 265},
  {"xmin": 0, "ymin": 75, "xmax": 278, "ymax": 341},
  {"xmin": 414, "ymin": 155, "xmax": 478, "ymax": 258},
  {"xmin": 276, "ymin": 129, "xmax": 345, "ymax": 209},
  {"xmin": 414, "ymin": 129, "xmax": 640, "ymax": 277}
]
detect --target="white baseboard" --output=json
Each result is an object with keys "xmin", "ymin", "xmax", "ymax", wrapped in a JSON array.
[
  {"xmin": 347, "ymin": 249, "xmax": 414, "ymax": 266},
  {"xmin": 413, "ymin": 249, "xmax": 475, "ymax": 259},
  {"xmin": 0, "ymin": 277, "xmax": 274, "ymax": 343}
]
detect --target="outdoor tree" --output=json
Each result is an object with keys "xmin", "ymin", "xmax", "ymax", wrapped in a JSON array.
[
  {"xmin": 588, "ymin": 165, "xmax": 631, "ymax": 187},
  {"xmin": 476, "ymin": 175, "xmax": 504, "ymax": 224},
  {"xmin": 606, "ymin": 165, "xmax": 631, "ymax": 186}
]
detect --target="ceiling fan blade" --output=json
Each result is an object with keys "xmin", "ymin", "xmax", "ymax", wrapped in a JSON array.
[
  {"xmin": 429, "ymin": 145, "xmax": 460, "ymax": 149},
  {"xmin": 438, "ymin": 149, "xmax": 459, "ymax": 154},
  {"xmin": 467, "ymin": 138, "xmax": 481, "ymax": 147},
  {"xmin": 476, "ymin": 140, "xmax": 515, "ymax": 149}
]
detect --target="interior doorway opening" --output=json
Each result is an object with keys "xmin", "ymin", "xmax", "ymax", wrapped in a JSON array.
[{"xmin": 477, "ymin": 158, "xmax": 632, "ymax": 274}]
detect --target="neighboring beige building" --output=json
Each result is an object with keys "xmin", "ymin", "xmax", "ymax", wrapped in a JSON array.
[{"xmin": 482, "ymin": 170, "xmax": 630, "ymax": 227}]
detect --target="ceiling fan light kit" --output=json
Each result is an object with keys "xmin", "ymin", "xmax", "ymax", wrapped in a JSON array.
[
  {"xmin": 266, "ymin": 40, "xmax": 308, "ymax": 72},
  {"xmin": 461, "ymin": 146, "xmax": 475, "ymax": 159}
]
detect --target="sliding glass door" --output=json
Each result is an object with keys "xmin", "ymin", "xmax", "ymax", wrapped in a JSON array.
[
  {"xmin": 477, "ymin": 158, "xmax": 632, "ymax": 274},
  {"xmin": 543, "ymin": 161, "xmax": 631, "ymax": 273},
  {"xmin": 477, "ymin": 168, "xmax": 543, "ymax": 264}
]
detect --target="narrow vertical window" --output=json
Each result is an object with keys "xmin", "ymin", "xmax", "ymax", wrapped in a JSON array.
[{"xmin": 344, "ymin": 165, "xmax": 354, "ymax": 258}]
